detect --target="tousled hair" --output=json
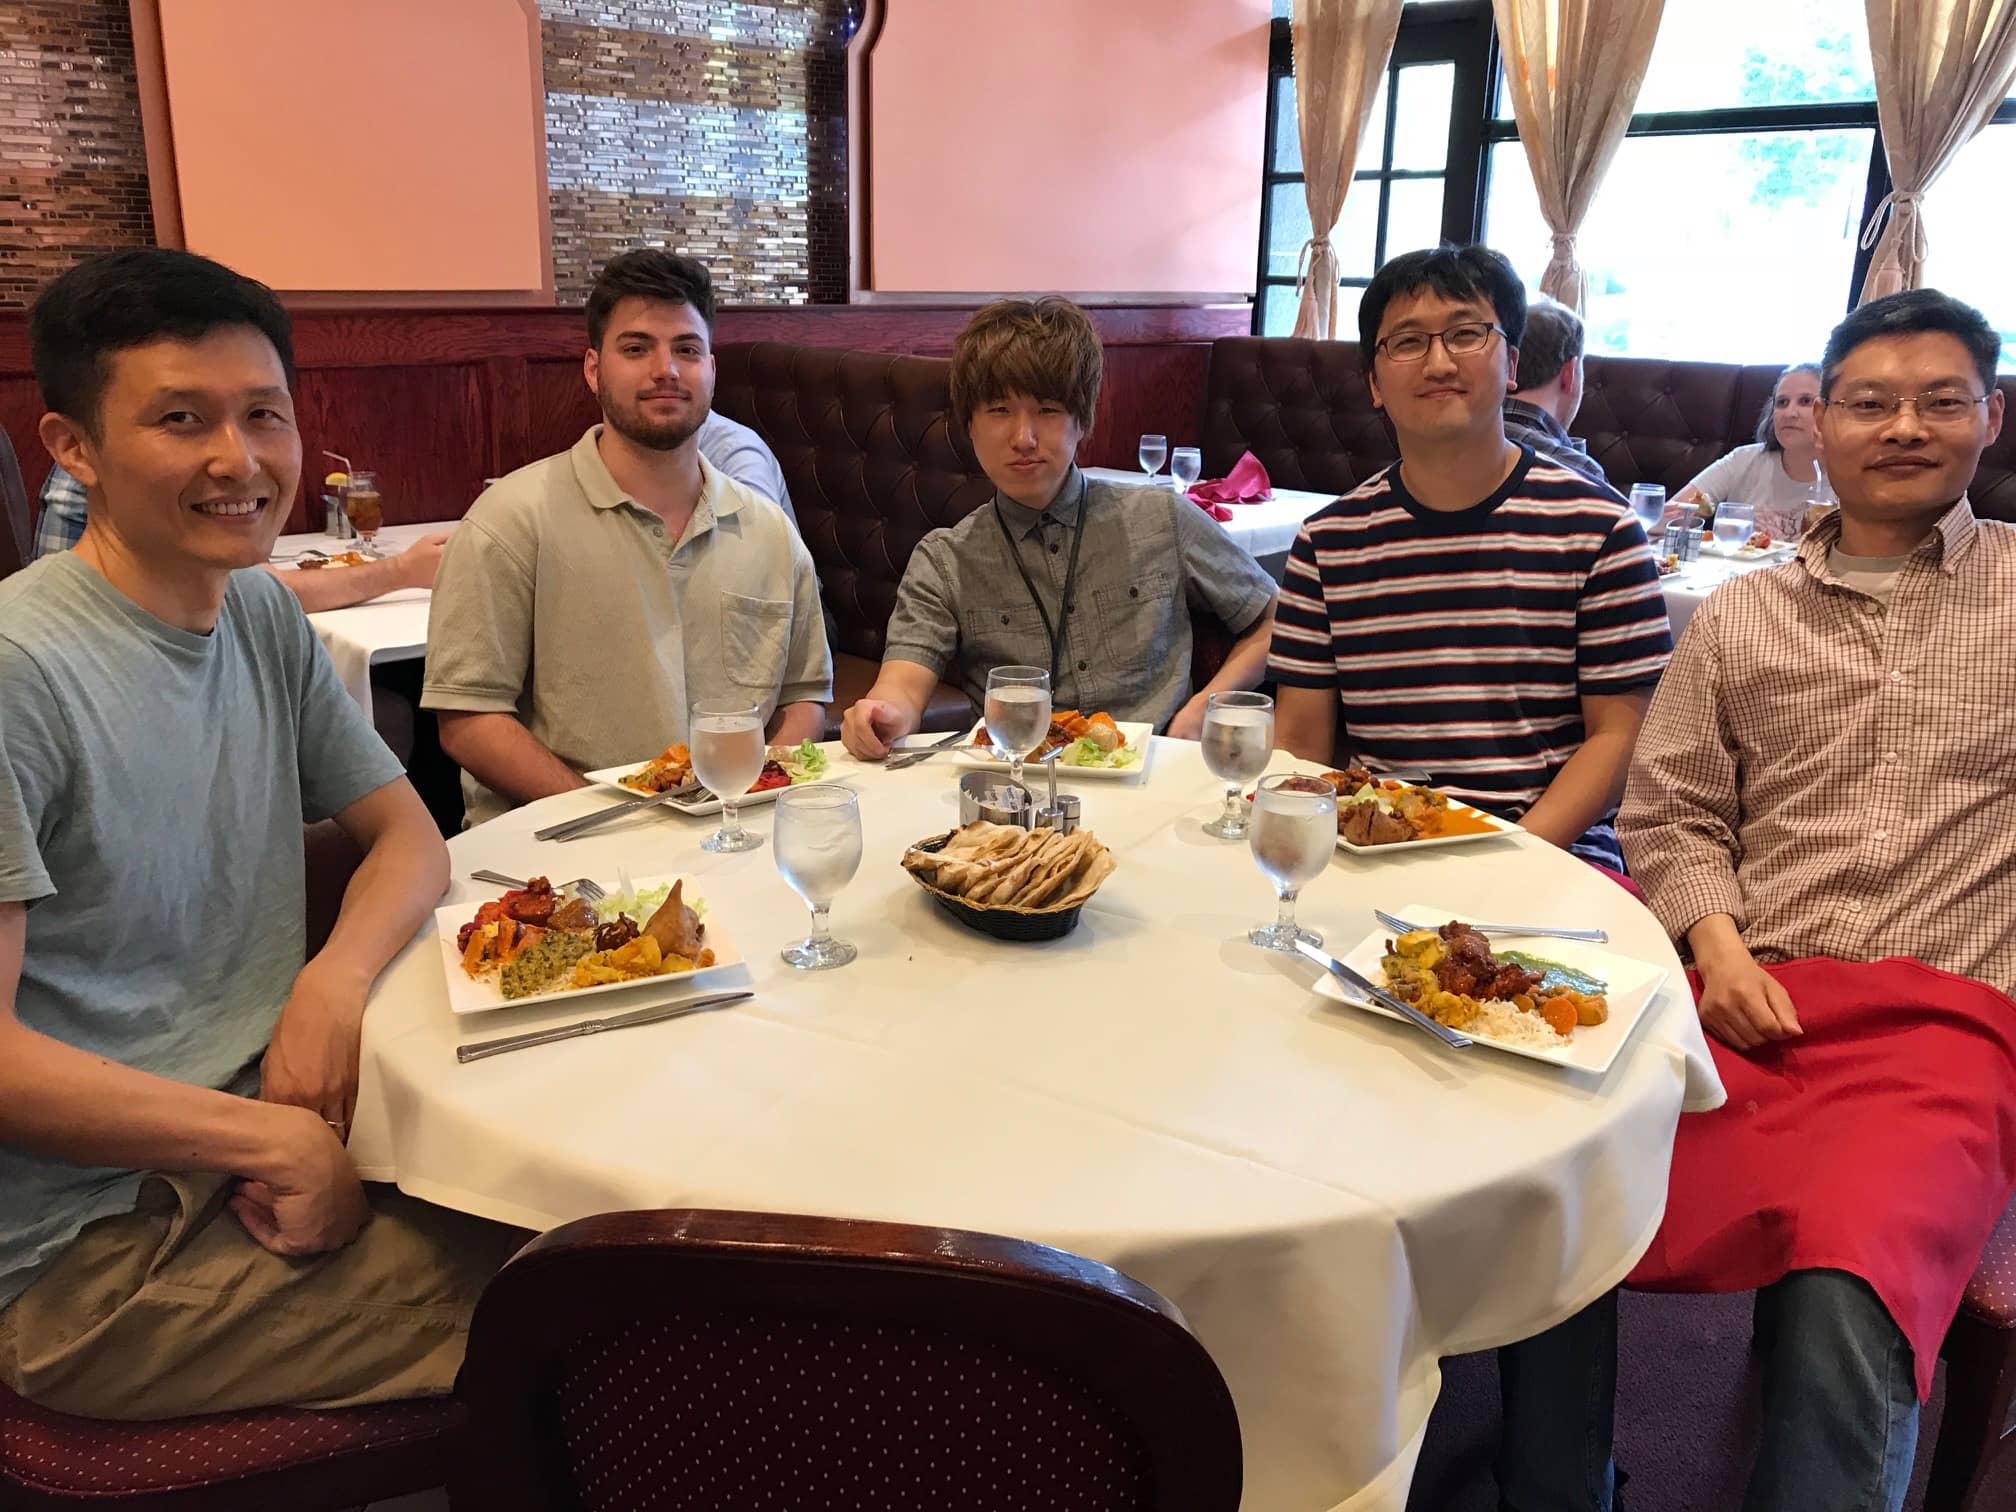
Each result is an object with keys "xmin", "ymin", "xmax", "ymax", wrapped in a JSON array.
[
  {"xmin": 949, "ymin": 297, "xmax": 1103, "ymax": 432},
  {"xmin": 30, "ymin": 248, "xmax": 295, "ymax": 433},
  {"xmin": 586, "ymin": 249, "xmax": 717, "ymax": 348},
  {"xmin": 1359, "ymin": 245, "xmax": 1528, "ymax": 366},
  {"xmin": 1820, "ymin": 289, "xmax": 2000, "ymax": 398}
]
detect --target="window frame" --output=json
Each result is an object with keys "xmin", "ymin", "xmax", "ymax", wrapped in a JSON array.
[
  {"xmin": 1253, "ymin": 2, "xmax": 1492, "ymax": 336},
  {"xmin": 1258, "ymin": 2, "xmax": 2016, "ymax": 347}
]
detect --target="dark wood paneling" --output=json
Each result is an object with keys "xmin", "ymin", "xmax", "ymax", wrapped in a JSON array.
[
  {"xmin": 291, "ymin": 362, "xmax": 491, "ymax": 530},
  {"xmin": 0, "ymin": 300, "xmax": 1235, "ymax": 527},
  {"xmin": 1084, "ymin": 345, "xmax": 1214, "ymax": 471},
  {"xmin": 522, "ymin": 357, "xmax": 602, "ymax": 469}
]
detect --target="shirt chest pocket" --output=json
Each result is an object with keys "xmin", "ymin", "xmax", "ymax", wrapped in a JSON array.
[
  {"xmin": 961, "ymin": 603, "xmax": 1049, "ymax": 674},
  {"xmin": 1091, "ymin": 572, "xmax": 1174, "ymax": 674},
  {"xmin": 720, "ymin": 593, "xmax": 793, "ymax": 691}
]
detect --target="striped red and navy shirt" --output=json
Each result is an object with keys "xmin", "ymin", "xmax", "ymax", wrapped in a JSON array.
[{"xmin": 1268, "ymin": 448, "xmax": 1673, "ymax": 851}]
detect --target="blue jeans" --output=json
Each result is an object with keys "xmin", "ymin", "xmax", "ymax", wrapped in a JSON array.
[{"xmin": 1493, "ymin": 1270, "xmax": 1920, "ymax": 1512}]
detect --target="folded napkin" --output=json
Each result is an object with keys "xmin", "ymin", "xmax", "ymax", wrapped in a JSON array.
[{"xmin": 1187, "ymin": 452, "xmax": 1273, "ymax": 521}]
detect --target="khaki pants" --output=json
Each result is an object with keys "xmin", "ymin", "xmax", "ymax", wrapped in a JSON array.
[{"xmin": 0, "ymin": 1173, "xmax": 527, "ymax": 1420}]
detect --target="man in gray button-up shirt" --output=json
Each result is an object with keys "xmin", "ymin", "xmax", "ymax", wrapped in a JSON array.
[{"xmin": 840, "ymin": 298, "xmax": 1278, "ymax": 758}]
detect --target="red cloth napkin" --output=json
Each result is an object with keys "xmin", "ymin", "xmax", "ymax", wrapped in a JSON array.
[
  {"xmin": 1627, "ymin": 956, "xmax": 2016, "ymax": 1399},
  {"xmin": 1187, "ymin": 451, "xmax": 1273, "ymax": 521}
]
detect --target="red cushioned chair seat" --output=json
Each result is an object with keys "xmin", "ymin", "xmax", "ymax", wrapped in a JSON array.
[
  {"xmin": 1962, "ymin": 1200, "xmax": 2016, "ymax": 1327},
  {"xmin": 0, "ymin": 1384, "xmax": 460, "ymax": 1510}
]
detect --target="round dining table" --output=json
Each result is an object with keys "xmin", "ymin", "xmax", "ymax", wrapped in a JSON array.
[{"xmin": 348, "ymin": 739, "xmax": 1724, "ymax": 1512}]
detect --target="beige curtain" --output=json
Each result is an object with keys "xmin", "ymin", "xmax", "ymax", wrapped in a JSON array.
[
  {"xmin": 1490, "ymin": 0, "xmax": 1665, "ymax": 312},
  {"xmin": 1858, "ymin": 0, "xmax": 2016, "ymax": 302},
  {"xmin": 1289, "ymin": 0, "xmax": 1403, "ymax": 340}
]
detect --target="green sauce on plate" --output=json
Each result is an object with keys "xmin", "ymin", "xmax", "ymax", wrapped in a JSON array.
[{"xmin": 1498, "ymin": 950, "xmax": 1608, "ymax": 996}]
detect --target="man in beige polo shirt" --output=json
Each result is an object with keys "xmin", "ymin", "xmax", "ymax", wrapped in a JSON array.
[{"xmin": 424, "ymin": 250, "xmax": 831, "ymax": 825}]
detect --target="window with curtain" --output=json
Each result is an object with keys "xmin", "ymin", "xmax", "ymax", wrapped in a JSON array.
[
  {"xmin": 1254, "ymin": 8, "xmax": 1489, "ymax": 337},
  {"xmin": 1919, "ymin": 99, "xmax": 2016, "ymax": 372},
  {"xmin": 1484, "ymin": 0, "xmax": 1879, "ymax": 363}
]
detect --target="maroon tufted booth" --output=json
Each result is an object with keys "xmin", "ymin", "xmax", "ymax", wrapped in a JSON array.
[
  {"xmin": 1201, "ymin": 337, "xmax": 2016, "ymax": 523},
  {"xmin": 713, "ymin": 341, "xmax": 1235, "ymax": 729},
  {"xmin": 1925, "ymin": 1199, "xmax": 2016, "ymax": 1510},
  {"xmin": 454, "ymin": 1208, "xmax": 1242, "ymax": 1511},
  {"xmin": 0, "ymin": 1385, "xmax": 462, "ymax": 1510}
]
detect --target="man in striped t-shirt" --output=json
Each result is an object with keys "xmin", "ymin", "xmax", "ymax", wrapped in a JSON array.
[{"xmin": 1269, "ymin": 245, "xmax": 1673, "ymax": 869}]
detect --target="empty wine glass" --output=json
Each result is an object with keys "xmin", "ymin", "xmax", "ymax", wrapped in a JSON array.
[
  {"xmin": 1200, "ymin": 691, "xmax": 1273, "ymax": 839},
  {"xmin": 1138, "ymin": 433, "xmax": 1168, "ymax": 484},
  {"xmin": 1247, "ymin": 773, "xmax": 1336, "ymax": 953},
  {"xmin": 1171, "ymin": 446, "xmax": 1202, "ymax": 494},
  {"xmin": 984, "ymin": 665, "xmax": 1052, "ymax": 794},
  {"xmin": 774, "ymin": 784, "xmax": 862, "ymax": 970},
  {"xmin": 689, "ymin": 701, "xmax": 766, "ymax": 854}
]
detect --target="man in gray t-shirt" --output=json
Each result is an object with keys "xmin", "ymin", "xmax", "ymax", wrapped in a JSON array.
[
  {"xmin": 0, "ymin": 248, "xmax": 513, "ymax": 1421},
  {"xmin": 840, "ymin": 297, "xmax": 1278, "ymax": 758}
]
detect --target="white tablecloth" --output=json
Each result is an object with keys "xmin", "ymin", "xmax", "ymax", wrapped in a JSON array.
[
  {"xmin": 1083, "ymin": 466, "xmax": 1337, "ymax": 560},
  {"xmin": 1659, "ymin": 553, "xmax": 1787, "ymax": 637},
  {"xmin": 270, "ymin": 521, "xmax": 461, "ymax": 719},
  {"xmin": 348, "ymin": 740, "xmax": 1721, "ymax": 1511}
]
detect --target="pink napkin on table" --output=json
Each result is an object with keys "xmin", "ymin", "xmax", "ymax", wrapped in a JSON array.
[{"xmin": 1187, "ymin": 452, "xmax": 1273, "ymax": 521}]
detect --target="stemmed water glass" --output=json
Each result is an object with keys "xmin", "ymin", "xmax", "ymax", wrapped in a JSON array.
[
  {"xmin": 1247, "ymin": 773, "xmax": 1337, "ymax": 953},
  {"xmin": 774, "ymin": 784, "xmax": 862, "ymax": 970},
  {"xmin": 984, "ymin": 665, "xmax": 1052, "ymax": 795},
  {"xmin": 1626, "ymin": 483, "xmax": 1666, "ymax": 540},
  {"xmin": 1171, "ymin": 446, "xmax": 1202, "ymax": 495},
  {"xmin": 1138, "ymin": 433, "xmax": 1168, "ymax": 486},
  {"xmin": 1200, "ymin": 691, "xmax": 1273, "ymax": 839},
  {"xmin": 1712, "ymin": 502, "xmax": 1757, "ymax": 551},
  {"xmin": 689, "ymin": 700, "xmax": 766, "ymax": 854}
]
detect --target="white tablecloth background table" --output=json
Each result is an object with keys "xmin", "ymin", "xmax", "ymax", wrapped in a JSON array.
[
  {"xmin": 1083, "ymin": 465, "xmax": 1338, "ymax": 561},
  {"xmin": 270, "ymin": 520, "xmax": 461, "ymax": 719},
  {"xmin": 1659, "ymin": 553, "xmax": 1789, "ymax": 637},
  {"xmin": 349, "ymin": 739, "xmax": 1722, "ymax": 1511}
]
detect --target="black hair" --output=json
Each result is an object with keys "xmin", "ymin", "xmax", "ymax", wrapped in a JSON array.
[
  {"xmin": 586, "ymin": 249, "xmax": 717, "ymax": 348},
  {"xmin": 1359, "ymin": 244, "xmax": 1528, "ymax": 363},
  {"xmin": 1514, "ymin": 298, "xmax": 1583, "ymax": 391},
  {"xmin": 1820, "ymin": 288, "xmax": 2000, "ymax": 397},
  {"xmin": 30, "ymin": 248, "xmax": 295, "ymax": 434}
]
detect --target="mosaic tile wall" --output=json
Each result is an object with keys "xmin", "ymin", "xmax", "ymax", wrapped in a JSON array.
[
  {"xmin": 538, "ymin": 0, "xmax": 851, "ymax": 306},
  {"xmin": 0, "ymin": 0, "xmax": 156, "ymax": 309}
]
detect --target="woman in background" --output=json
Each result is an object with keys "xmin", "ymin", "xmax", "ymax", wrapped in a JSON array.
[{"xmin": 1674, "ymin": 362, "xmax": 1833, "ymax": 539}]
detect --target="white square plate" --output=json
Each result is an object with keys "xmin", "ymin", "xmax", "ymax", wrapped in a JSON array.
[
  {"xmin": 436, "ymin": 872, "xmax": 744, "ymax": 1015},
  {"xmin": 918, "ymin": 719, "xmax": 1155, "ymax": 780},
  {"xmin": 1699, "ymin": 538, "xmax": 1797, "ymax": 563},
  {"xmin": 1311, "ymin": 902, "xmax": 1666, "ymax": 1075},
  {"xmin": 582, "ymin": 763, "xmax": 833, "ymax": 817}
]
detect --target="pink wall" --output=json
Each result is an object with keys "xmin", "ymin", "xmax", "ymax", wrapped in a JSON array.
[
  {"xmin": 157, "ymin": 0, "xmax": 548, "ymax": 293},
  {"xmin": 867, "ymin": 0, "xmax": 1271, "ymax": 295}
]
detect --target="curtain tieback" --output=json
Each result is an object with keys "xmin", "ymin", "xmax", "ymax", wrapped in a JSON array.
[{"xmin": 1859, "ymin": 188, "xmax": 1926, "ymax": 254}]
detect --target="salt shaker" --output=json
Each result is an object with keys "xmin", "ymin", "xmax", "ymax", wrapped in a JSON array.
[{"xmin": 1033, "ymin": 794, "xmax": 1082, "ymax": 834}]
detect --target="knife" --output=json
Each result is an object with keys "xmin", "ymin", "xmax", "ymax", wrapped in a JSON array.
[
  {"xmin": 1292, "ymin": 938, "xmax": 1472, "ymax": 1050},
  {"xmin": 455, "ymin": 989, "xmax": 753, "ymax": 1063},
  {"xmin": 885, "ymin": 727, "xmax": 974, "ymax": 771},
  {"xmin": 533, "ymin": 783, "xmax": 701, "ymax": 843}
]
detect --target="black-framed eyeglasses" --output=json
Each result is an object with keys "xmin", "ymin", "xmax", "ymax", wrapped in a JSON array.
[
  {"xmin": 1827, "ymin": 390, "xmax": 1991, "ymax": 425},
  {"xmin": 1374, "ymin": 322, "xmax": 1505, "ymax": 364}
]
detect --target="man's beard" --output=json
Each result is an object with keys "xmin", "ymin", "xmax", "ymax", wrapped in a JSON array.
[{"xmin": 601, "ymin": 389, "xmax": 706, "ymax": 452}]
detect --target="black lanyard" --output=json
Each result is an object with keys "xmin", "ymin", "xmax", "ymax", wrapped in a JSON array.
[{"xmin": 992, "ymin": 475, "xmax": 1091, "ymax": 688}]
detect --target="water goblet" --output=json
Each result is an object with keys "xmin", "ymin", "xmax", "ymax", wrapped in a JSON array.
[
  {"xmin": 984, "ymin": 665, "xmax": 1052, "ymax": 794},
  {"xmin": 690, "ymin": 701, "xmax": 767, "ymax": 853},
  {"xmin": 1247, "ymin": 774, "xmax": 1336, "ymax": 952},
  {"xmin": 774, "ymin": 784, "xmax": 862, "ymax": 969},
  {"xmin": 1170, "ymin": 446, "xmax": 1202, "ymax": 494},
  {"xmin": 1138, "ymin": 433, "xmax": 1168, "ymax": 484},
  {"xmin": 1200, "ymin": 691, "xmax": 1273, "ymax": 839}
]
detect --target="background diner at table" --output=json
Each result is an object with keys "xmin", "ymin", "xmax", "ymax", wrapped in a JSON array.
[{"xmin": 4, "ymin": 2, "xmax": 2016, "ymax": 1509}]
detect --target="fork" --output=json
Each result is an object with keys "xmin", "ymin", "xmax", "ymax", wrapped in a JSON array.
[
  {"xmin": 1373, "ymin": 908, "xmax": 1608, "ymax": 945},
  {"xmin": 469, "ymin": 869, "xmax": 606, "ymax": 903}
]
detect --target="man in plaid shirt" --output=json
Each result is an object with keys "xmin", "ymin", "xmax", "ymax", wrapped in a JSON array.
[
  {"xmin": 1508, "ymin": 288, "xmax": 2015, "ymax": 1512},
  {"xmin": 29, "ymin": 464, "xmax": 86, "ymax": 561}
]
